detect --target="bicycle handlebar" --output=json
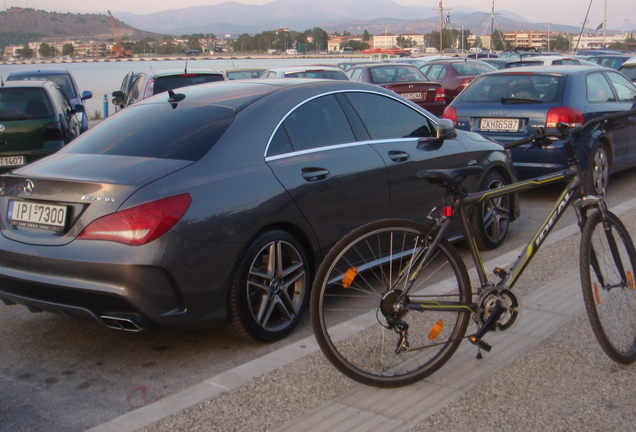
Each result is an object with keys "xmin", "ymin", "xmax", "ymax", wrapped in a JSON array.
[{"xmin": 503, "ymin": 108, "xmax": 636, "ymax": 150}]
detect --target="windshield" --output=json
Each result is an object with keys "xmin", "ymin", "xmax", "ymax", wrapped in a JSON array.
[
  {"xmin": 458, "ymin": 74, "xmax": 565, "ymax": 103},
  {"xmin": 62, "ymin": 103, "xmax": 234, "ymax": 161},
  {"xmin": 0, "ymin": 88, "xmax": 53, "ymax": 121},
  {"xmin": 370, "ymin": 66, "xmax": 426, "ymax": 83},
  {"xmin": 151, "ymin": 74, "xmax": 225, "ymax": 94},
  {"xmin": 450, "ymin": 62, "xmax": 495, "ymax": 75},
  {"xmin": 7, "ymin": 73, "xmax": 76, "ymax": 98}
]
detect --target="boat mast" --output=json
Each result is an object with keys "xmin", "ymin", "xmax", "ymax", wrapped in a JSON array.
[{"xmin": 490, "ymin": 0, "xmax": 496, "ymax": 53}]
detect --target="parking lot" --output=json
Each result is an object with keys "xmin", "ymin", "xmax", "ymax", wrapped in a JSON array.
[{"xmin": 1, "ymin": 167, "xmax": 636, "ymax": 432}]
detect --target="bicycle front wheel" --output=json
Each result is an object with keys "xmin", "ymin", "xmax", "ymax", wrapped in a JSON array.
[
  {"xmin": 311, "ymin": 219, "xmax": 472, "ymax": 387},
  {"xmin": 580, "ymin": 210, "xmax": 636, "ymax": 364}
]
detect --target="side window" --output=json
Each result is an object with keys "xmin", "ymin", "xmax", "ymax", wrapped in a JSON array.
[
  {"xmin": 269, "ymin": 95, "xmax": 355, "ymax": 155},
  {"xmin": 348, "ymin": 68, "xmax": 363, "ymax": 82},
  {"xmin": 345, "ymin": 92, "xmax": 433, "ymax": 140},
  {"xmin": 427, "ymin": 65, "xmax": 446, "ymax": 80},
  {"xmin": 127, "ymin": 76, "xmax": 145, "ymax": 105},
  {"xmin": 586, "ymin": 72, "xmax": 615, "ymax": 103},
  {"xmin": 606, "ymin": 71, "xmax": 636, "ymax": 102}
]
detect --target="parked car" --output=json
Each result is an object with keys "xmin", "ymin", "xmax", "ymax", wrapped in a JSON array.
[
  {"xmin": 111, "ymin": 68, "xmax": 226, "ymax": 108},
  {"xmin": 0, "ymin": 79, "xmax": 518, "ymax": 342},
  {"xmin": 259, "ymin": 66, "xmax": 350, "ymax": 80},
  {"xmin": 219, "ymin": 67, "xmax": 267, "ymax": 80},
  {"xmin": 504, "ymin": 56, "xmax": 595, "ymax": 68},
  {"xmin": 345, "ymin": 63, "xmax": 447, "ymax": 116},
  {"xmin": 480, "ymin": 58, "xmax": 520, "ymax": 70},
  {"xmin": 0, "ymin": 80, "xmax": 81, "ymax": 173},
  {"xmin": 443, "ymin": 65, "xmax": 636, "ymax": 193},
  {"xmin": 618, "ymin": 59, "xmax": 636, "ymax": 82},
  {"xmin": 6, "ymin": 68, "xmax": 92, "ymax": 132},
  {"xmin": 586, "ymin": 55, "xmax": 635, "ymax": 70},
  {"xmin": 419, "ymin": 59, "xmax": 496, "ymax": 104}
]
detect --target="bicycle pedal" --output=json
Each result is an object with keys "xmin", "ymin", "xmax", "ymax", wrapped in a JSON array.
[{"xmin": 493, "ymin": 267, "xmax": 508, "ymax": 279}]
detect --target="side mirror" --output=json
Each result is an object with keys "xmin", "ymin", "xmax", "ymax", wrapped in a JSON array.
[
  {"xmin": 81, "ymin": 90, "xmax": 93, "ymax": 101},
  {"xmin": 112, "ymin": 91, "xmax": 126, "ymax": 107},
  {"xmin": 436, "ymin": 118, "xmax": 457, "ymax": 140}
]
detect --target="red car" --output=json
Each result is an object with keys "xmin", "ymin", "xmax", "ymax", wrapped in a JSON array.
[
  {"xmin": 346, "ymin": 63, "xmax": 446, "ymax": 116},
  {"xmin": 420, "ymin": 59, "xmax": 496, "ymax": 104}
]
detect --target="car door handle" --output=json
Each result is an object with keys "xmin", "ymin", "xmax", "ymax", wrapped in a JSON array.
[
  {"xmin": 301, "ymin": 168, "xmax": 330, "ymax": 182},
  {"xmin": 388, "ymin": 151, "xmax": 410, "ymax": 163}
]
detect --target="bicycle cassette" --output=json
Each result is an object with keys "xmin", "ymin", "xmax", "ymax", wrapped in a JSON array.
[{"xmin": 477, "ymin": 289, "xmax": 521, "ymax": 332}]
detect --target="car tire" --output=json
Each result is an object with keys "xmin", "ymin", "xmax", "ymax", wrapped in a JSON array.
[
  {"xmin": 224, "ymin": 230, "xmax": 310, "ymax": 342},
  {"xmin": 585, "ymin": 142, "xmax": 610, "ymax": 195},
  {"xmin": 470, "ymin": 171, "xmax": 511, "ymax": 250}
]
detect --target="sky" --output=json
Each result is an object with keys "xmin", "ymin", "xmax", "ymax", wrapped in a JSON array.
[{"xmin": 4, "ymin": 0, "xmax": 634, "ymax": 30}]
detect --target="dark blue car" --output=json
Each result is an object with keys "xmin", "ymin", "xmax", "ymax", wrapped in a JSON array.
[
  {"xmin": 6, "ymin": 68, "xmax": 93, "ymax": 132},
  {"xmin": 443, "ymin": 65, "xmax": 636, "ymax": 193}
]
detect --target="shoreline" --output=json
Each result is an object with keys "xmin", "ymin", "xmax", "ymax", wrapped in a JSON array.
[{"xmin": 0, "ymin": 53, "xmax": 375, "ymax": 66}]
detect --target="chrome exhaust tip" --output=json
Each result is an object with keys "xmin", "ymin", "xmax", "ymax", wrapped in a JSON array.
[{"xmin": 100, "ymin": 315, "xmax": 145, "ymax": 332}]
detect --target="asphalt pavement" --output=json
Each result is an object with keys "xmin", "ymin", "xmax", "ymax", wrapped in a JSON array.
[{"xmin": 84, "ymin": 197, "xmax": 636, "ymax": 432}]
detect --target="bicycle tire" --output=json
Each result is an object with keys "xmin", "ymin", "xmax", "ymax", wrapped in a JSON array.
[
  {"xmin": 580, "ymin": 210, "xmax": 636, "ymax": 364},
  {"xmin": 310, "ymin": 219, "xmax": 472, "ymax": 387}
]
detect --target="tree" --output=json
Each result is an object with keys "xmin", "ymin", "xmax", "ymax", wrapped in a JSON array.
[
  {"xmin": 185, "ymin": 34, "xmax": 202, "ymax": 52},
  {"xmin": 553, "ymin": 35, "xmax": 570, "ymax": 51},
  {"xmin": 61, "ymin": 42, "xmax": 74, "ymax": 56},
  {"xmin": 396, "ymin": 36, "xmax": 416, "ymax": 48},
  {"xmin": 343, "ymin": 40, "xmax": 370, "ymax": 51},
  {"xmin": 38, "ymin": 42, "xmax": 52, "ymax": 58},
  {"xmin": 428, "ymin": 30, "xmax": 456, "ymax": 51},
  {"xmin": 363, "ymin": 29, "xmax": 372, "ymax": 42},
  {"xmin": 17, "ymin": 44, "xmax": 34, "ymax": 59}
]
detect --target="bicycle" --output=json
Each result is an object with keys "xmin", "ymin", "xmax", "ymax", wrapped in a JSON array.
[{"xmin": 310, "ymin": 109, "xmax": 636, "ymax": 387}]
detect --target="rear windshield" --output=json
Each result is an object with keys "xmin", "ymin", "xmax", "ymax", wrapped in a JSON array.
[
  {"xmin": 620, "ymin": 65, "xmax": 636, "ymax": 81},
  {"xmin": 450, "ymin": 62, "xmax": 495, "ymax": 75},
  {"xmin": 7, "ymin": 73, "xmax": 76, "ymax": 98},
  {"xmin": 0, "ymin": 88, "xmax": 53, "ymax": 121},
  {"xmin": 457, "ymin": 74, "xmax": 566, "ymax": 103},
  {"xmin": 152, "ymin": 74, "xmax": 225, "ymax": 94},
  {"xmin": 370, "ymin": 66, "xmax": 426, "ymax": 83},
  {"xmin": 284, "ymin": 71, "xmax": 348, "ymax": 80},
  {"xmin": 62, "ymin": 103, "xmax": 234, "ymax": 161}
]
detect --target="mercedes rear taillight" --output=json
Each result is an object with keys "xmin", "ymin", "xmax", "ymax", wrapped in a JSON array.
[{"xmin": 78, "ymin": 194, "xmax": 192, "ymax": 246}]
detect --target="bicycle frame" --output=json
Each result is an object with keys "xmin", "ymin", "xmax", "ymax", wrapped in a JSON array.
[{"xmin": 399, "ymin": 146, "xmax": 600, "ymax": 311}]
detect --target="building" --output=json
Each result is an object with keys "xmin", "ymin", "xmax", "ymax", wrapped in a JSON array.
[
  {"xmin": 327, "ymin": 35, "xmax": 364, "ymax": 52},
  {"xmin": 371, "ymin": 33, "xmax": 426, "ymax": 49}
]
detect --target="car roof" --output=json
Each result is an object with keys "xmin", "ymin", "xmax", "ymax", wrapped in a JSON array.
[
  {"xmin": 264, "ymin": 65, "xmax": 346, "ymax": 72},
  {"xmin": 0, "ymin": 80, "xmax": 54, "ymax": 89},
  {"xmin": 7, "ymin": 68, "xmax": 72, "ymax": 77},
  {"xmin": 483, "ymin": 64, "xmax": 610, "ymax": 75},
  {"xmin": 142, "ymin": 68, "xmax": 224, "ymax": 77},
  {"xmin": 133, "ymin": 79, "xmax": 392, "ymax": 112}
]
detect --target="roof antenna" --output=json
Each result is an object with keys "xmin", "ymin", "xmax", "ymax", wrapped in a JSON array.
[
  {"xmin": 1, "ymin": 75, "xmax": 4, "ymax": 87},
  {"xmin": 184, "ymin": 61, "xmax": 188, "ymax": 74}
]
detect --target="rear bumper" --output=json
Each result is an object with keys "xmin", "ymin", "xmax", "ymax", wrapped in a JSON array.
[{"xmin": 0, "ymin": 232, "xmax": 242, "ymax": 330}]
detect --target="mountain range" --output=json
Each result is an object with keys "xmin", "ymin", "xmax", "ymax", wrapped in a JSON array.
[{"xmin": 112, "ymin": 0, "xmax": 606, "ymax": 37}]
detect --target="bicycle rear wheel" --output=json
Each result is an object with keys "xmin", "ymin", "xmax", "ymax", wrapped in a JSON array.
[
  {"xmin": 310, "ymin": 219, "xmax": 472, "ymax": 387},
  {"xmin": 580, "ymin": 210, "xmax": 636, "ymax": 364}
]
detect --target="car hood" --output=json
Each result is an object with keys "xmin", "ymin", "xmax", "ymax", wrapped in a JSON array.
[{"xmin": 0, "ymin": 153, "xmax": 192, "ymax": 246}]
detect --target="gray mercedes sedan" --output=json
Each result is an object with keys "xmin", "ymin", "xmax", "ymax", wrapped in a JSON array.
[{"xmin": 0, "ymin": 79, "xmax": 518, "ymax": 342}]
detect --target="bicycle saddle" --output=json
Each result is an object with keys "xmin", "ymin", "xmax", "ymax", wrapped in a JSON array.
[{"xmin": 418, "ymin": 166, "xmax": 484, "ymax": 187}]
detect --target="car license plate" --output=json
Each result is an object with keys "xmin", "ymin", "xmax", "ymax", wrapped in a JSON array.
[
  {"xmin": 480, "ymin": 118, "xmax": 520, "ymax": 132},
  {"xmin": 0, "ymin": 156, "xmax": 25, "ymax": 167},
  {"xmin": 7, "ymin": 200, "xmax": 67, "ymax": 231},
  {"xmin": 401, "ymin": 92, "xmax": 423, "ymax": 100}
]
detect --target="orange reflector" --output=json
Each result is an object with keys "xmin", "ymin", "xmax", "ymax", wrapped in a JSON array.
[
  {"xmin": 593, "ymin": 282, "xmax": 601, "ymax": 304},
  {"xmin": 628, "ymin": 271, "xmax": 634, "ymax": 290},
  {"xmin": 428, "ymin": 320, "xmax": 444, "ymax": 340},
  {"xmin": 342, "ymin": 267, "xmax": 358, "ymax": 288}
]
